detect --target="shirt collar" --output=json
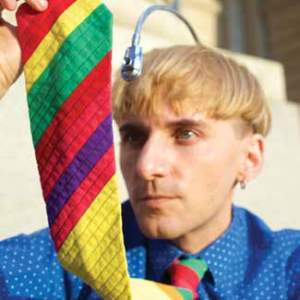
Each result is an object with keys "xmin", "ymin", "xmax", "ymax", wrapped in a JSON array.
[
  {"xmin": 147, "ymin": 238, "xmax": 183, "ymax": 282},
  {"xmin": 198, "ymin": 206, "xmax": 248, "ymax": 286},
  {"xmin": 146, "ymin": 206, "xmax": 247, "ymax": 286}
]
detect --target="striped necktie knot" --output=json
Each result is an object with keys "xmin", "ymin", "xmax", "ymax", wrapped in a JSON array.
[{"xmin": 168, "ymin": 257, "xmax": 208, "ymax": 300}]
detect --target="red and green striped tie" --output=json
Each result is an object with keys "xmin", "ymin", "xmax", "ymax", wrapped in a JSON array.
[{"xmin": 168, "ymin": 257, "xmax": 209, "ymax": 300}]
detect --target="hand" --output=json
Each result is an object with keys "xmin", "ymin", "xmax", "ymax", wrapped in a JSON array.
[{"xmin": 0, "ymin": 0, "xmax": 48, "ymax": 99}]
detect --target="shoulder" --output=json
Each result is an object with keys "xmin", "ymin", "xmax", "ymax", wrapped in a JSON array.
[
  {"xmin": 236, "ymin": 206, "xmax": 300, "ymax": 295},
  {"xmin": 0, "ymin": 228, "xmax": 54, "ymax": 265},
  {"xmin": 0, "ymin": 228, "xmax": 60, "ymax": 297},
  {"xmin": 121, "ymin": 200, "xmax": 145, "ymax": 249},
  {"xmin": 286, "ymin": 244, "xmax": 300, "ymax": 298},
  {"xmin": 0, "ymin": 227, "xmax": 55, "ymax": 261},
  {"xmin": 121, "ymin": 200, "xmax": 148, "ymax": 278},
  {"xmin": 236, "ymin": 206, "xmax": 300, "ymax": 252},
  {"xmin": 0, "ymin": 228, "xmax": 88, "ymax": 299}
]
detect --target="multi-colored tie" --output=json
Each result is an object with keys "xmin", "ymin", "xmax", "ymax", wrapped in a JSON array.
[
  {"xmin": 16, "ymin": 1, "xmax": 131, "ymax": 299},
  {"xmin": 168, "ymin": 257, "xmax": 209, "ymax": 300},
  {"xmin": 16, "ymin": 1, "xmax": 204, "ymax": 299}
]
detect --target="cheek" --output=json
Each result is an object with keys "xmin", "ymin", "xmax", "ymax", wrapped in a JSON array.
[
  {"xmin": 176, "ymin": 143, "xmax": 216, "ymax": 180},
  {"xmin": 120, "ymin": 149, "xmax": 136, "ymax": 182},
  {"xmin": 176, "ymin": 142, "xmax": 238, "ymax": 191},
  {"xmin": 120, "ymin": 148, "xmax": 138, "ymax": 197}
]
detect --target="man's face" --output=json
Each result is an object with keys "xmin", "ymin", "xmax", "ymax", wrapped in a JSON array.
[{"xmin": 119, "ymin": 104, "xmax": 249, "ymax": 252}]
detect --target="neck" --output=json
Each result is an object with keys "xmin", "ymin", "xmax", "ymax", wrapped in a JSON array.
[{"xmin": 172, "ymin": 200, "xmax": 233, "ymax": 254}]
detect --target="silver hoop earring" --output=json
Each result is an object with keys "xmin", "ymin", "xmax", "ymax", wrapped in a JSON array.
[{"xmin": 240, "ymin": 181, "xmax": 246, "ymax": 190}]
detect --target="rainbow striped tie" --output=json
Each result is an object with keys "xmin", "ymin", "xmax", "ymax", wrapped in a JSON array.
[
  {"xmin": 168, "ymin": 257, "xmax": 209, "ymax": 300},
  {"xmin": 16, "ymin": 0, "xmax": 201, "ymax": 299},
  {"xmin": 16, "ymin": 1, "xmax": 131, "ymax": 299}
]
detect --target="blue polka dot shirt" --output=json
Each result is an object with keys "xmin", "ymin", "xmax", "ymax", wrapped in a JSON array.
[{"xmin": 1, "ymin": 202, "xmax": 300, "ymax": 299}]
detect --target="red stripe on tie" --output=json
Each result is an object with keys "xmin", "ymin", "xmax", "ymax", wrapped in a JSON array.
[
  {"xmin": 17, "ymin": 0, "xmax": 76, "ymax": 64},
  {"xmin": 51, "ymin": 146, "xmax": 115, "ymax": 251},
  {"xmin": 35, "ymin": 52, "xmax": 111, "ymax": 199},
  {"xmin": 169, "ymin": 264, "xmax": 199, "ymax": 299}
]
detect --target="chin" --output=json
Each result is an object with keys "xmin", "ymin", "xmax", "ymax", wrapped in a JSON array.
[{"xmin": 137, "ymin": 217, "xmax": 183, "ymax": 240}]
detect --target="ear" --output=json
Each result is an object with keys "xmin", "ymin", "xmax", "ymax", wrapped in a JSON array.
[{"xmin": 238, "ymin": 134, "xmax": 265, "ymax": 183}]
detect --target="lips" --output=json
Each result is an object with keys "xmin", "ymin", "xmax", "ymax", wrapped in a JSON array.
[{"xmin": 141, "ymin": 195, "xmax": 177, "ymax": 202}]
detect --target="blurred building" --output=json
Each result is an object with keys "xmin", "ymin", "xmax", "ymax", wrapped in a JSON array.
[
  {"xmin": 0, "ymin": 0, "xmax": 299, "ymax": 239},
  {"xmin": 220, "ymin": 0, "xmax": 300, "ymax": 103},
  {"xmin": 132, "ymin": 0, "xmax": 300, "ymax": 101}
]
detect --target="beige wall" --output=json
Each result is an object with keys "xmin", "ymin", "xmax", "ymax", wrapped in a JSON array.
[{"xmin": 1, "ymin": 0, "xmax": 300, "ymax": 240}]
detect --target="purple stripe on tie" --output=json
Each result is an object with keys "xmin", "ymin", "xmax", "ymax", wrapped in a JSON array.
[{"xmin": 46, "ymin": 114, "xmax": 112, "ymax": 226}]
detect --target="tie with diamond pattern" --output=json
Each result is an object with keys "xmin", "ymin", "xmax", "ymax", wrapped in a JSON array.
[
  {"xmin": 168, "ymin": 257, "xmax": 209, "ymax": 300},
  {"xmin": 16, "ymin": 0, "xmax": 200, "ymax": 299}
]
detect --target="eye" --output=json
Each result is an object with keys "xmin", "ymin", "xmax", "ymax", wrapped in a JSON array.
[
  {"xmin": 120, "ymin": 129, "xmax": 148, "ymax": 148},
  {"xmin": 176, "ymin": 129, "xmax": 195, "ymax": 139},
  {"xmin": 174, "ymin": 128, "xmax": 199, "ymax": 144}
]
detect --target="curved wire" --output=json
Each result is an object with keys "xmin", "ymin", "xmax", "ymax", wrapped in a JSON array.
[
  {"xmin": 121, "ymin": 5, "xmax": 200, "ymax": 81},
  {"xmin": 132, "ymin": 5, "xmax": 201, "ymax": 46}
]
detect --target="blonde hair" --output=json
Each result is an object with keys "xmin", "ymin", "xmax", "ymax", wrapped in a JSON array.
[{"xmin": 112, "ymin": 45, "xmax": 271, "ymax": 136}]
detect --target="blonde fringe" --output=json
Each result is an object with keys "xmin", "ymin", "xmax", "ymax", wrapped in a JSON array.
[{"xmin": 112, "ymin": 45, "xmax": 271, "ymax": 137}]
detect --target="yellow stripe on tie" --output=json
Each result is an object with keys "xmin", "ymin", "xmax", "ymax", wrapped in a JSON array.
[
  {"xmin": 58, "ymin": 176, "xmax": 131, "ymax": 299},
  {"xmin": 24, "ymin": 0, "xmax": 103, "ymax": 91},
  {"xmin": 130, "ymin": 279, "xmax": 184, "ymax": 300}
]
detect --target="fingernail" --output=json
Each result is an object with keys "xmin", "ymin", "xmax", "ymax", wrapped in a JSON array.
[{"xmin": 39, "ymin": 0, "xmax": 48, "ymax": 9}]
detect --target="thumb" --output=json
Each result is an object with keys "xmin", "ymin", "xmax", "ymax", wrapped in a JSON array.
[{"xmin": 0, "ymin": 16, "xmax": 21, "ymax": 99}]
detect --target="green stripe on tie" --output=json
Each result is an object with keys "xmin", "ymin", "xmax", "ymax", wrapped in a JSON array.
[
  {"xmin": 177, "ymin": 287, "xmax": 194, "ymax": 300},
  {"xmin": 180, "ymin": 258, "xmax": 208, "ymax": 279},
  {"xmin": 28, "ymin": 4, "xmax": 112, "ymax": 145}
]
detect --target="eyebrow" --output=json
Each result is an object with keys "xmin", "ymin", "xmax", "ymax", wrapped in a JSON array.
[
  {"xmin": 119, "ymin": 123, "xmax": 148, "ymax": 134},
  {"xmin": 166, "ymin": 118, "xmax": 211, "ymax": 131},
  {"xmin": 119, "ymin": 118, "xmax": 211, "ymax": 133}
]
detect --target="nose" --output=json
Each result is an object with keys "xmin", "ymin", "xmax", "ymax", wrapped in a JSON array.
[{"xmin": 136, "ymin": 133, "xmax": 172, "ymax": 181}]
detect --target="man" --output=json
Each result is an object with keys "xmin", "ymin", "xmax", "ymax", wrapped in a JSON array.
[{"xmin": 1, "ymin": 0, "xmax": 300, "ymax": 299}]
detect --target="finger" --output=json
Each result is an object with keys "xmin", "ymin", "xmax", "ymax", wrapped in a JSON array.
[
  {"xmin": 25, "ymin": 0, "xmax": 48, "ymax": 11},
  {"xmin": 0, "ymin": 0, "xmax": 18, "ymax": 11}
]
